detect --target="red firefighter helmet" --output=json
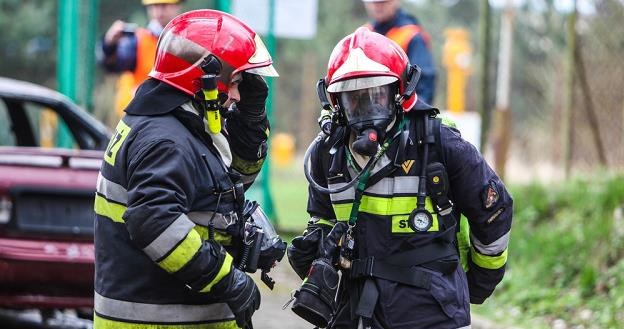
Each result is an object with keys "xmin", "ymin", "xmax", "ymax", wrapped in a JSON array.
[
  {"xmin": 325, "ymin": 27, "xmax": 417, "ymax": 112},
  {"xmin": 149, "ymin": 9, "xmax": 278, "ymax": 96}
]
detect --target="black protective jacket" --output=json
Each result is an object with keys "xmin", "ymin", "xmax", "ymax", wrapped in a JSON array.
[
  {"xmin": 306, "ymin": 106, "xmax": 512, "ymax": 329},
  {"xmin": 93, "ymin": 79, "xmax": 268, "ymax": 328}
]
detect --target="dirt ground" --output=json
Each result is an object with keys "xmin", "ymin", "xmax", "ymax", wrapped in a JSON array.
[{"xmin": 252, "ymin": 260, "xmax": 310, "ymax": 329}]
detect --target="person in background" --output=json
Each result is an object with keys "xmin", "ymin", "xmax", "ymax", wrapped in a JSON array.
[
  {"xmin": 98, "ymin": 0, "xmax": 184, "ymax": 118},
  {"xmin": 362, "ymin": 0, "xmax": 437, "ymax": 104}
]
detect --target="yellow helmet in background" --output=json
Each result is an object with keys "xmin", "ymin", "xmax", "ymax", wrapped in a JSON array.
[{"xmin": 142, "ymin": 0, "xmax": 183, "ymax": 5}]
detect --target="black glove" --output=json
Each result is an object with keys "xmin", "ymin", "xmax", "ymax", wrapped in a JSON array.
[
  {"xmin": 466, "ymin": 255, "xmax": 504, "ymax": 304},
  {"xmin": 287, "ymin": 227, "xmax": 323, "ymax": 279},
  {"xmin": 216, "ymin": 267, "xmax": 261, "ymax": 328},
  {"xmin": 236, "ymin": 72, "xmax": 268, "ymax": 121},
  {"xmin": 319, "ymin": 222, "xmax": 348, "ymax": 261}
]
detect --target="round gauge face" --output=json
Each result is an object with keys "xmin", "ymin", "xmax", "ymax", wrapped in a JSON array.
[{"xmin": 409, "ymin": 209, "xmax": 433, "ymax": 232}]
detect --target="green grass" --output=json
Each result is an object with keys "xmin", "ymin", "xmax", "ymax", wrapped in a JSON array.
[
  {"xmin": 475, "ymin": 174, "xmax": 624, "ymax": 328},
  {"xmin": 271, "ymin": 161, "xmax": 310, "ymax": 234}
]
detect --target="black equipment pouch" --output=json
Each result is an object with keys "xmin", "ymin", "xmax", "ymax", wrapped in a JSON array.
[
  {"xmin": 291, "ymin": 258, "xmax": 339, "ymax": 328},
  {"xmin": 426, "ymin": 162, "xmax": 453, "ymax": 216}
]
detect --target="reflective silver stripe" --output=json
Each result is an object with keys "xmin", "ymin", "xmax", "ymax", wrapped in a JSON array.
[
  {"xmin": 143, "ymin": 214, "xmax": 195, "ymax": 261},
  {"xmin": 187, "ymin": 211, "xmax": 239, "ymax": 229},
  {"xmin": 96, "ymin": 173, "xmax": 128, "ymax": 204},
  {"xmin": 94, "ymin": 292, "xmax": 233, "ymax": 323},
  {"xmin": 471, "ymin": 231, "xmax": 510, "ymax": 255},
  {"xmin": 328, "ymin": 182, "xmax": 355, "ymax": 202},
  {"xmin": 328, "ymin": 176, "xmax": 420, "ymax": 203},
  {"xmin": 366, "ymin": 176, "xmax": 419, "ymax": 195}
]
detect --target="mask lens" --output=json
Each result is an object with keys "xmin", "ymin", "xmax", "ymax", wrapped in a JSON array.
[{"xmin": 338, "ymin": 84, "xmax": 394, "ymax": 124}]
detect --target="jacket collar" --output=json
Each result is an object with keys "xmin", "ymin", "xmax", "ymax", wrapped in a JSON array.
[{"xmin": 124, "ymin": 78, "xmax": 192, "ymax": 116}]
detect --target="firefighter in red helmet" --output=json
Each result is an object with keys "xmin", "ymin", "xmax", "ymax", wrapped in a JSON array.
[
  {"xmin": 287, "ymin": 27, "xmax": 512, "ymax": 329},
  {"xmin": 94, "ymin": 10, "xmax": 283, "ymax": 329}
]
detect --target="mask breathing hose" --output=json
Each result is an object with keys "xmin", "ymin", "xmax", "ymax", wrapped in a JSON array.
[{"xmin": 303, "ymin": 133, "xmax": 375, "ymax": 195}]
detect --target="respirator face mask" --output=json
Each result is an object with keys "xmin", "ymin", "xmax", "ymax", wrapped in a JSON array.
[{"xmin": 337, "ymin": 84, "xmax": 396, "ymax": 156}]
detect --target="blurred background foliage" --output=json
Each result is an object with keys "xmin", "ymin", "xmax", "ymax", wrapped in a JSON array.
[{"xmin": 2, "ymin": 0, "xmax": 623, "ymax": 177}]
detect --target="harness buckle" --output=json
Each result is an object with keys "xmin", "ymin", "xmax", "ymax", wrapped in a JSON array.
[
  {"xmin": 351, "ymin": 257, "xmax": 376, "ymax": 279},
  {"xmin": 435, "ymin": 199, "xmax": 454, "ymax": 216}
]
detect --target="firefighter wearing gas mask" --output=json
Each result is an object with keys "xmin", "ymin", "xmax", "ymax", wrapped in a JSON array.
[
  {"xmin": 287, "ymin": 27, "xmax": 513, "ymax": 329},
  {"xmin": 94, "ymin": 10, "xmax": 285, "ymax": 329}
]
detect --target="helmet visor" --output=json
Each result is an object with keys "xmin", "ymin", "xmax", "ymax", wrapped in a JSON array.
[{"xmin": 337, "ymin": 85, "xmax": 394, "ymax": 124}]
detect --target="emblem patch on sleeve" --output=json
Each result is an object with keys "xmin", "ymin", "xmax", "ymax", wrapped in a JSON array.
[{"xmin": 482, "ymin": 180, "xmax": 500, "ymax": 209}]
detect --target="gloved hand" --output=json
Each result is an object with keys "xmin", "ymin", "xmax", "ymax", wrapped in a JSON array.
[
  {"xmin": 319, "ymin": 222, "xmax": 348, "ymax": 261},
  {"xmin": 466, "ymin": 256, "xmax": 501, "ymax": 304},
  {"xmin": 236, "ymin": 72, "xmax": 268, "ymax": 121},
  {"xmin": 217, "ymin": 267, "xmax": 261, "ymax": 328},
  {"xmin": 287, "ymin": 226, "xmax": 323, "ymax": 279},
  {"xmin": 287, "ymin": 222, "xmax": 348, "ymax": 279}
]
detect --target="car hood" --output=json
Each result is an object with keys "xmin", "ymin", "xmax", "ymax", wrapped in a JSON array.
[{"xmin": 0, "ymin": 147, "xmax": 102, "ymax": 191}]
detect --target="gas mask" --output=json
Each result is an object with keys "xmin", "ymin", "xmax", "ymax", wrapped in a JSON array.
[{"xmin": 337, "ymin": 84, "xmax": 397, "ymax": 156}]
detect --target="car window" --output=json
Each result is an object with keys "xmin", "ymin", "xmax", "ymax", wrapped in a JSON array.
[
  {"xmin": 0, "ymin": 99, "xmax": 16, "ymax": 146},
  {"xmin": 0, "ymin": 97, "xmax": 78, "ymax": 148}
]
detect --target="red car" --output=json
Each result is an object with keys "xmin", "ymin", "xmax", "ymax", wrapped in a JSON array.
[{"xmin": 0, "ymin": 77, "xmax": 109, "ymax": 311}]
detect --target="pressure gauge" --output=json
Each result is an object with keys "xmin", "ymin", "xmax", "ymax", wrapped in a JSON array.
[{"xmin": 408, "ymin": 208, "xmax": 433, "ymax": 232}]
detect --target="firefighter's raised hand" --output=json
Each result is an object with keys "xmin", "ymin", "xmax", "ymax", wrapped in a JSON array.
[{"xmin": 236, "ymin": 72, "xmax": 268, "ymax": 120}]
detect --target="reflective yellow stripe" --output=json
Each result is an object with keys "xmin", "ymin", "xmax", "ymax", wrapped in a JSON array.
[
  {"xmin": 157, "ymin": 230, "xmax": 202, "ymax": 273},
  {"xmin": 200, "ymin": 253, "xmax": 233, "ymax": 293},
  {"xmin": 315, "ymin": 219, "xmax": 335, "ymax": 227},
  {"xmin": 470, "ymin": 246, "xmax": 507, "ymax": 270},
  {"xmin": 193, "ymin": 226, "xmax": 233, "ymax": 245},
  {"xmin": 332, "ymin": 196, "xmax": 437, "ymax": 221},
  {"xmin": 94, "ymin": 194, "xmax": 126, "ymax": 223},
  {"xmin": 332, "ymin": 203, "xmax": 352, "ymax": 221},
  {"xmin": 457, "ymin": 215, "xmax": 471, "ymax": 272},
  {"xmin": 391, "ymin": 214, "xmax": 438, "ymax": 233},
  {"xmin": 94, "ymin": 313, "xmax": 238, "ymax": 329}
]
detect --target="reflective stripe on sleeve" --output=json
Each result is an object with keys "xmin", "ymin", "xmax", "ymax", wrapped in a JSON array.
[
  {"xmin": 157, "ymin": 229, "xmax": 202, "ymax": 273},
  {"xmin": 94, "ymin": 292, "xmax": 234, "ymax": 324},
  {"xmin": 143, "ymin": 214, "xmax": 195, "ymax": 261},
  {"xmin": 96, "ymin": 173, "xmax": 128, "ymax": 204},
  {"xmin": 470, "ymin": 246, "xmax": 508, "ymax": 270},
  {"xmin": 200, "ymin": 253, "xmax": 233, "ymax": 293},
  {"xmin": 470, "ymin": 231, "xmax": 510, "ymax": 256},
  {"xmin": 94, "ymin": 315, "xmax": 239, "ymax": 329},
  {"xmin": 94, "ymin": 194, "xmax": 127, "ymax": 223}
]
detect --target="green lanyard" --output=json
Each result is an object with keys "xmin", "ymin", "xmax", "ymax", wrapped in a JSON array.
[{"xmin": 345, "ymin": 118, "xmax": 407, "ymax": 226}]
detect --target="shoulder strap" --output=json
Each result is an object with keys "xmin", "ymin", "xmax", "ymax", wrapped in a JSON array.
[{"xmin": 432, "ymin": 117, "xmax": 446, "ymax": 168}]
